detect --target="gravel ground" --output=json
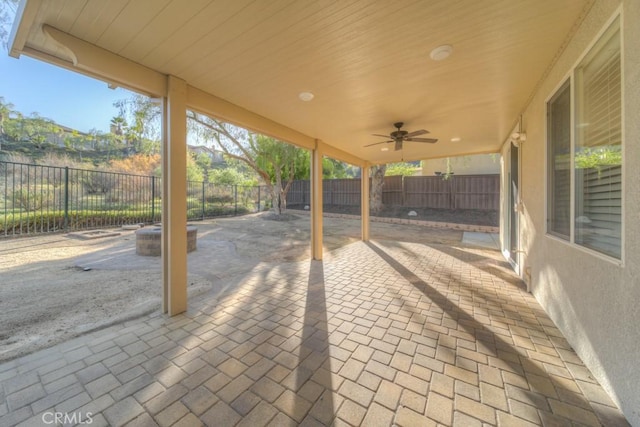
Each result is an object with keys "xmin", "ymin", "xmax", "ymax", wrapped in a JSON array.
[
  {"xmin": 0, "ymin": 212, "xmax": 466, "ymax": 362},
  {"xmin": 289, "ymin": 205, "xmax": 499, "ymax": 226}
]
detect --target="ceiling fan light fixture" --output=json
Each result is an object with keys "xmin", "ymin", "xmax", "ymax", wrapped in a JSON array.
[
  {"xmin": 298, "ymin": 91, "xmax": 314, "ymax": 102},
  {"xmin": 450, "ymin": 137, "xmax": 461, "ymax": 142},
  {"xmin": 430, "ymin": 44, "xmax": 453, "ymax": 61}
]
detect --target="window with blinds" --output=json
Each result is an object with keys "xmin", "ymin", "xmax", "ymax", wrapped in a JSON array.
[
  {"xmin": 547, "ymin": 80, "xmax": 571, "ymax": 240},
  {"xmin": 545, "ymin": 16, "xmax": 622, "ymax": 260},
  {"xmin": 574, "ymin": 18, "xmax": 621, "ymax": 259}
]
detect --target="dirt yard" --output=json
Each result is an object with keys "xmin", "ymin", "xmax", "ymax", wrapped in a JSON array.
[{"xmin": 0, "ymin": 212, "xmax": 466, "ymax": 362}]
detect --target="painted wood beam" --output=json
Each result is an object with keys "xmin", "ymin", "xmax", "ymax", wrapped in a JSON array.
[
  {"xmin": 317, "ymin": 140, "xmax": 366, "ymax": 168},
  {"xmin": 41, "ymin": 25, "xmax": 166, "ymax": 97},
  {"xmin": 8, "ymin": 0, "xmax": 40, "ymax": 59},
  {"xmin": 19, "ymin": 47, "xmax": 128, "ymax": 92}
]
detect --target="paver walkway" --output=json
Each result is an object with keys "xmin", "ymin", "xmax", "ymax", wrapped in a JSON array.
[{"xmin": 0, "ymin": 240, "xmax": 630, "ymax": 426}]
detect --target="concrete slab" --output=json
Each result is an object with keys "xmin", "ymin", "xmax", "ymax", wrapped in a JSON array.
[
  {"xmin": 67, "ymin": 230, "xmax": 121, "ymax": 240},
  {"xmin": 462, "ymin": 231, "xmax": 500, "ymax": 250}
]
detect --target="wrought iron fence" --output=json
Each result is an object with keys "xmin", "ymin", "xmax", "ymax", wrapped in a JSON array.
[{"xmin": 0, "ymin": 161, "xmax": 266, "ymax": 237}]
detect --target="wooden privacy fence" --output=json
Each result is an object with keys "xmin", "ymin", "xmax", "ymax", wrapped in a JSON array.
[{"xmin": 287, "ymin": 174, "xmax": 500, "ymax": 210}]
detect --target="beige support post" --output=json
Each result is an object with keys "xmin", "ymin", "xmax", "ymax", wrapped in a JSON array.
[
  {"xmin": 162, "ymin": 75, "xmax": 188, "ymax": 316},
  {"xmin": 161, "ymin": 98, "xmax": 169, "ymax": 313},
  {"xmin": 361, "ymin": 164, "xmax": 370, "ymax": 241},
  {"xmin": 311, "ymin": 146, "xmax": 324, "ymax": 260}
]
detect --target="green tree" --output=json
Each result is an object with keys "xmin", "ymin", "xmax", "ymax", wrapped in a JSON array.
[
  {"xmin": 253, "ymin": 134, "xmax": 306, "ymax": 213},
  {"xmin": 109, "ymin": 116, "xmax": 127, "ymax": 149},
  {"xmin": 208, "ymin": 167, "xmax": 247, "ymax": 186},
  {"xmin": 0, "ymin": 0, "xmax": 19, "ymax": 51},
  {"xmin": 369, "ymin": 161, "xmax": 420, "ymax": 213},
  {"xmin": 188, "ymin": 111, "xmax": 306, "ymax": 215},
  {"xmin": 113, "ymin": 94, "xmax": 308, "ymax": 215},
  {"xmin": 575, "ymin": 146, "xmax": 621, "ymax": 170},
  {"xmin": 84, "ymin": 128, "xmax": 101, "ymax": 151},
  {"xmin": 0, "ymin": 96, "xmax": 14, "ymax": 150},
  {"xmin": 386, "ymin": 162, "xmax": 418, "ymax": 176},
  {"xmin": 370, "ymin": 164, "xmax": 387, "ymax": 214},
  {"xmin": 113, "ymin": 96, "xmax": 162, "ymax": 154},
  {"xmin": 100, "ymin": 131, "xmax": 125, "ymax": 162},
  {"xmin": 4, "ymin": 112, "xmax": 60, "ymax": 149},
  {"xmin": 194, "ymin": 152, "xmax": 213, "ymax": 180},
  {"xmin": 186, "ymin": 154, "xmax": 204, "ymax": 182}
]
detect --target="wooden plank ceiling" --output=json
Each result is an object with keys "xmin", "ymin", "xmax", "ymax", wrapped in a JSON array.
[{"xmin": 17, "ymin": 0, "xmax": 591, "ymax": 163}]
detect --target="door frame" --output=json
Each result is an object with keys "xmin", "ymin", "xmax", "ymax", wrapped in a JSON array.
[{"xmin": 503, "ymin": 141, "xmax": 521, "ymax": 275}]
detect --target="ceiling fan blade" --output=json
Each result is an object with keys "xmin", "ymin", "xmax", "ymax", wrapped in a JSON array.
[
  {"xmin": 394, "ymin": 140, "xmax": 403, "ymax": 151},
  {"xmin": 364, "ymin": 140, "xmax": 392, "ymax": 147},
  {"xmin": 372, "ymin": 134, "xmax": 391, "ymax": 138},
  {"xmin": 404, "ymin": 129, "xmax": 429, "ymax": 138},
  {"xmin": 405, "ymin": 137, "xmax": 438, "ymax": 143}
]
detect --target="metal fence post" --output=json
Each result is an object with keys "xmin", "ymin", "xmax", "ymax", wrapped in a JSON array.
[
  {"xmin": 202, "ymin": 181, "xmax": 206, "ymax": 220},
  {"xmin": 63, "ymin": 166, "xmax": 69, "ymax": 231},
  {"xmin": 151, "ymin": 176, "xmax": 156, "ymax": 222},
  {"xmin": 234, "ymin": 185, "xmax": 238, "ymax": 215}
]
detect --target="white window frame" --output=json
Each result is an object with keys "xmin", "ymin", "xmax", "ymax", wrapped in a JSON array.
[
  {"xmin": 544, "ymin": 9, "xmax": 624, "ymax": 265},
  {"xmin": 545, "ymin": 78, "xmax": 571, "ymax": 241}
]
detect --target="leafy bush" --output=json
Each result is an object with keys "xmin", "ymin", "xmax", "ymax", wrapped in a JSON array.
[
  {"xmin": 0, "ymin": 203, "xmax": 256, "ymax": 236},
  {"xmin": 10, "ymin": 186, "xmax": 55, "ymax": 211},
  {"xmin": 82, "ymin": 172, "xmax": 114, "ymax": 194},
  {"xmin": 187, "ymin": 205, "xmax": 249, "ymax": 219},
  {"xmin": 209, "ymin": 168, "xmax": 246, "ymax": 185},
  {"xmin": 205, "ymin": 194, "xmax": 234, "ymax": 205},
  {"xmin": 0, "ymin": 209, "xmax": 160, "ymax": 236},
  {"xmin": 110, "ymin": 153, "xmax": 161, "ymax": 176},
  {"xmin": 0, "ymin": 211, "xmax": 66, "ymax": 234},
  {"xmin": 386, "ymin": 162, "xmax": 419, "ymax": 177},
  {"xmin": 575, "ymin": 146, "xmax": 622, "ymax": 170}
]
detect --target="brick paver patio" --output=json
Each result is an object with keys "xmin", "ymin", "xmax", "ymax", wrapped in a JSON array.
[{"xmin": 0, "ymin": 239, "xmax": 630, "ymax": 426}]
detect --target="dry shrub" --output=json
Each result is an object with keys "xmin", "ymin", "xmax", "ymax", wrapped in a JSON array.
[
  {"xmin": 110, "ymin": 153, "xmax": 160, "ymax": 176},
  {"xmin": 39, "ymin": 152, "xmax": 87, "ymax": 169}
]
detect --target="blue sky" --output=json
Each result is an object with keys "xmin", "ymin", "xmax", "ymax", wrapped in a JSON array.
[{"xmin": 0, "ymin": 51, "xmax": 132, "ymax": 133}]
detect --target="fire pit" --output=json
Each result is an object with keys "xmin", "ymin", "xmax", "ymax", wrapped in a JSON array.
[{"xmin": 135, "ymin": 226, "xmax": 198, "ymax": 256}]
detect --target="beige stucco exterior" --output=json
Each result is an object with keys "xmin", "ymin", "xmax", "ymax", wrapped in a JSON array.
[
  {"xmin": 421, "ymin": 153, "xmax": 500, "ymax": 176},
  {"xmin": 501, "ymin": 1, "xmax": 640, "ymax": 423}
]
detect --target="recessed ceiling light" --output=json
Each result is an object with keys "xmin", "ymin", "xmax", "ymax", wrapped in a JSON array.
[
  {"xmin": 381, "ymin": 147, "xmax": 389, "ymax": 151},
  {"xmin": 450, "ymin": 137, "xmax": 461, "ymax": 142},
  {"xmin": 430, "ymin": 45, "xmax": 453, "ymax": 61},
  {"xmin": 298, "ymin": 91, "xmax": 314, "ymax": 102}
]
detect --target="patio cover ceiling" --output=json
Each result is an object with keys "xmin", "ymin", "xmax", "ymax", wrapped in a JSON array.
[{"xmin": 9, "ymin": 0, "xmax": 592, "ymax": 164}]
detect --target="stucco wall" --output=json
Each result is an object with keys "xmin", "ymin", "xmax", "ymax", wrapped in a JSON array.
[
  {"xmin": 421, "ymin": 153, "xmax": 500, "ymax": 176},
  {"xmin": 504, "ymin": 0, "xmax": 640, "ymax": 424}
]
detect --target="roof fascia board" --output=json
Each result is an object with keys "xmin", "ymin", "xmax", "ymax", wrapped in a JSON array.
[
  {"xmin": 317, "ymin": 141, "xmax": 366, "ymax": 167},
  {"xmin": 8, "ymin": 0, "xmax": 40, "ymax": 58},
  {"xmin": 42, "ymin": 25, "xmax": 166, "ymax": 97},
  {"xmin": 369, "ymin": 148, "xmax": 500, "ymax": 166}
]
